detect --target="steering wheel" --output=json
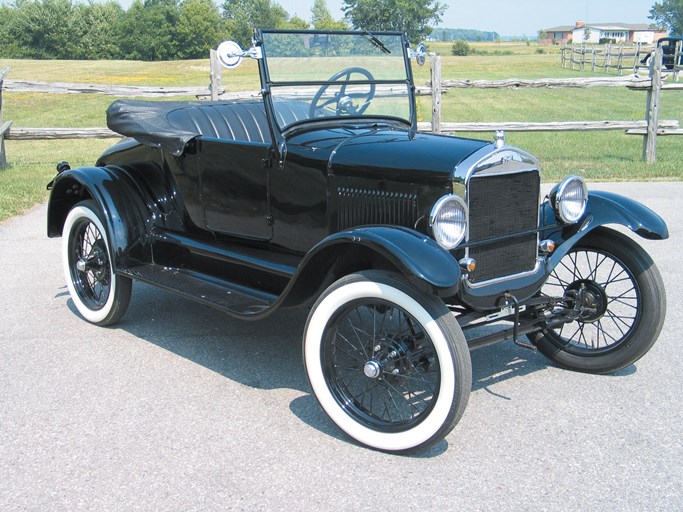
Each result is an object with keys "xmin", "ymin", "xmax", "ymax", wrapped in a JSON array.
[{"xmin": 309, "ymin": 67, "xmax": 376, "ymax": 119}]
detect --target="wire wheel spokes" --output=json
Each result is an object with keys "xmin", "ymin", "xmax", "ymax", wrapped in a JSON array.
[
  {"xmin": 542, "ymin": 248, "xmax": 640, "ymax": 355},
  {"xmin": 70, "ymin": 219, "xmax": 111, "ymax": 310},
  {"xmin": 322, "ymin": 300, "xmax": 440, "ymax": 432}
]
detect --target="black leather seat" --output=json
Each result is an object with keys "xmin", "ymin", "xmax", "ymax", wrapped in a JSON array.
[{"xmin": 166, "ymin": 101, "xmax": 312, "ymax": 144}]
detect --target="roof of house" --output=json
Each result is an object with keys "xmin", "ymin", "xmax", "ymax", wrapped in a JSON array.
[
  {"xmin": 544, "ymin": 26, "xmax": 575, "ymax": 33},
  {"xmin": 581, "ymin": 23, "xmax": 655, "ymax": 31},
  {"xmin": 544, "ymin": 23, "xmax": 662, "ymax": 33}
]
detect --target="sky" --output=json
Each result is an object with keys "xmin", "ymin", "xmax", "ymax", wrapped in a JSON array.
[
  {"xmin": 276, "ymin": 0, "xmax": 656, "ymax": 37},
  {"xmin": 50, "ymin": 0, "xmax": 657, "ymax": 38}
]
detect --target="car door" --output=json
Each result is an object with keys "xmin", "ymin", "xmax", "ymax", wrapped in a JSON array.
[{"xmin": 199, "ymin": 138, "xmax": 273, "ymax": 241}]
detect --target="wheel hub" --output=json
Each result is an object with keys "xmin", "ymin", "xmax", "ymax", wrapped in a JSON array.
[
  {"xmin": 363, "ymin": 337, "xmax": 409, "ymax": 380},
  {"xmin": 363, "ymin": 360, "xmax": 382, "ymax": 379},
  {"xmin": 566, "ymin": 279, "xmax": 608, "ymax": 322},
  {"xmin": 77, "ymin": 243, "xmax": 107, "ymax": 279}
]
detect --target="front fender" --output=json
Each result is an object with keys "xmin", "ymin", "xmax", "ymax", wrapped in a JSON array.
[
  {"xmin": 281, "ymin": 226, "xmax": 461, "ymax": 306},
  {"xmin": 544, "ymin": 190, "xmax": 668, "ymax": 268},
  {"xmin": 586, "ymin": 191, "xmax": 669, "ymax": 240},
  {"xmin": 47, "ymin": 166, "xmax": 153, "ymax": 268}
]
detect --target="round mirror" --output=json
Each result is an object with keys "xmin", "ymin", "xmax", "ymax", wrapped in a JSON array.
[
  {"xmin": 217, "ymin": 40, "xmax": 243, "ymax": 69},
  {"xmin": 415, "ymin": 43, "xmax": 426, "ymax": 66}
]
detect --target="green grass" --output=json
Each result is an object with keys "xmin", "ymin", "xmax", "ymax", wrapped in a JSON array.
[
  {"xmin": 0, "ymin": 139, "xmax": 114, "ymax": 221},
  {"xmin": 1, "ymin": 47, "xmax": 682, "ymax": 222}
]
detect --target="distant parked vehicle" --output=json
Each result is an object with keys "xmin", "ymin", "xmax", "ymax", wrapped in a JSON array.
[{"xmin": 641, "ymin": 36, "xmax": 683, "ymax": 70}]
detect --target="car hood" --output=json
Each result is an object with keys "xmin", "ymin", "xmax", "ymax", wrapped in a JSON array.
[{"xmin": 286, "ymin": 124, "xmax": 490, "ymax": 183}]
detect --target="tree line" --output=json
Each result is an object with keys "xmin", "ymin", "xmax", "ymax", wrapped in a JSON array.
[
  {"xmin": 649, "ymin": 0, "xmax": 683, "ymax": 35},
  {"xmin": 429, "ymin": 28, "xmax": 499, "ymax": 43},
  {"xmin": 0, "ymin": 0, "xmax": 445, "ymax": 61}
]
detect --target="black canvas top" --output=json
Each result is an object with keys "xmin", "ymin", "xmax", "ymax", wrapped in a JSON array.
[
  {"xmin": 107, "ymin": 100, "xmax": 206, "ymax": 156},
  {"xmin": 106, "ymin": 99, "xmax": 314, "ymax": 155}
]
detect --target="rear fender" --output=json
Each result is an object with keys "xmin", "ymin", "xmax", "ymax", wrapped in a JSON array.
[
  {"xmin": 543, "ymin": 190, "xmax": 668, "ymax": 268},
  {"xmin": 281, "ymin": 226, "xmax": 461, "ymax": 307},
  {"xmin": 47, "ymin": 166, "xmax": 154, "ymax": 268}
]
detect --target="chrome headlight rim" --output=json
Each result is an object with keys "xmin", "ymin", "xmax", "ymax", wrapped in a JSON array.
[
  {"xmin": 552, "ymin": 175, "xmax": 588, "ymax": 224},
  {"xmin": 429, "ymin": 194, "xmax": 468, "ymax": 250}
]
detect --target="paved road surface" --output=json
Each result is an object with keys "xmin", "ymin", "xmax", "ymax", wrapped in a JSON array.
[{"xmin": 1, "ymin": 183, "xmax": 681, "ymax": 510}]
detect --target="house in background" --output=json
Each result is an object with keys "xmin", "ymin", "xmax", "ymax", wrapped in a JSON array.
[
  {"xmin": 541, "ymin": 21, "xmax": 668, "ymax": 44},
  {"xmin": 542, "ymin": 24, "xmax": 575, "ymax": 44}
]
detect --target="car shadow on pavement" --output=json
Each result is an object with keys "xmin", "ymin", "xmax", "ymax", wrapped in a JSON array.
[
  {"xmin": 65, "ymin": 282, "xmax": 635, "ymax": 455},
  {"xmin": 67, "ymin": 283, "xmax": 562, "ymax": 395}
]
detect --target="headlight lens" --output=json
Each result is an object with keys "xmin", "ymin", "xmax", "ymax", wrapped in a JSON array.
[
  {"xmin": 552, "ymin": 176, "xmax": 588, "ymax": 224},
  {"xmin": 430, "ymin": 195, "xmax": 467, "ymax": 249}
]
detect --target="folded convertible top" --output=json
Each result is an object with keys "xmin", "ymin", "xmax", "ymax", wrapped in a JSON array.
[
  {"xmin": 106, "ymin": 100, "xmax": 206, "ymax": 156},
  {"xmin": 106, "ymin": 99, "xmax": 314, "ymax": 156}
]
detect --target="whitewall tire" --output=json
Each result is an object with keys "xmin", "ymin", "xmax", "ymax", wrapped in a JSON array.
[
  {"xmin": 62, "ymin": 200, "xmax": 132, "ymax": 326},
  {"xmin": 304, "ymin": 270, "xmax": 471, "ymax": 453}
]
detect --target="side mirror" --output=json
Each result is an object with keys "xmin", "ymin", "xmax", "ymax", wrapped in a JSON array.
[
  {"xmin": 409, "ymin": 43, "xmax": 427, "ymax": 66},
  {"xmin": 216, "ymin": 40, "xmax": 263, "ymax": 69},
  {"xmin": 217, "ymin": 41, "xmax": 245, "ymax": 68}
]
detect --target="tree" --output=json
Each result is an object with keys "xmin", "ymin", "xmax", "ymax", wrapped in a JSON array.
[
  {"xmin": 116, "ymin": 0, "xmax": 181, "ymax": 60},
  {"xmin": 284, "ymin": 15, "xmax": 310, "ymax": 30},
  {"xmin": 649, "ymin": 0, "xmax": 683, "ymax": 34},
  {"xmin": 311, "ymin": 0, "xmax": 347, "ymax": 30},
  {"xmin": 177, "ymin": 0, "xmax": 221, "ymax": 59},
  {"xmin": 450, "ymin": 40, "xmax": 471, "ymax": 56},
  {"xmin": 5, "ymin": 0, "xmax": 84, "ymax": 59},
  {"xmin": 342, "ymin": 0, "xmax": 446, "ymax": 43},
  {"xmin": 76, "ymin": 2, "xmax": 125, "ymax": 59},
  {"xmin": 0, "ymin": 5, "xmax": 23, "ymax": 58},
  {"xmin": 222, "ymin": 0, "xmax": 290, "ymax": 47}
]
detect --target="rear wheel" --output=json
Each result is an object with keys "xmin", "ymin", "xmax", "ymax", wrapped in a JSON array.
[
  {"xmin": 304, "ymin": 270, "xmax": 471, "ymax": 453},
  {"xmin": 62, "ymin": 200, "xmax": 132, "ymax": 326},
  {"xmin": 529, "ymin": 228, "xmax": 665, "ymax": 374}
]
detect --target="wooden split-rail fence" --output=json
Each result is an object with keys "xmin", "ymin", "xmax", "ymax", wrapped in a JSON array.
[
  {"xmin": 561, "ymin": 40, "xmax": 683, "ymax": 81},
  {"xmin": 0, "ymin": 46, "xmax": 680, "ymax": 168}
]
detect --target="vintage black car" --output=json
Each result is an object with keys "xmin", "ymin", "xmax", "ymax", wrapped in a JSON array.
[
  {"xmin": 641, "ymin": 36, "xmax": 683, "ymax": 69},
  {"xmin": 47, "ymin": 29, "xmax": 668, "ymax": 454}
]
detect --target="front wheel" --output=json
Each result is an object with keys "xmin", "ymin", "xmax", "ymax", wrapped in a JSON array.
[
  {"xmin": 62, "ymin": 200, "xmax": 132, "ymax": 326},
  {"xmin": 304, "ymin": 271, "xmax": 471, "ymax": 454},
  {"xmin": 529, "ymin": 227, "xmax": 666, "ymax": 374}
]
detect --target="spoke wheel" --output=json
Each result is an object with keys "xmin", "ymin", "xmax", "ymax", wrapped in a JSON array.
[
  {"xmin": 63, "ymin": 200, "xmax": 131, "ymax": 326},
  {"xmin": 323, "ymin": 299, "xmax": 440, "ymax": 433},
  {"xmin": 529, "ymin": 227, "xmax": 666, "ymax": 374},
  {"xmin": 304, "ymin": 271, "xmax": 471, "ymax": 453},
  {"xmin": 69, "ymin": 220, "xmax": 111, "ymax": 310}
]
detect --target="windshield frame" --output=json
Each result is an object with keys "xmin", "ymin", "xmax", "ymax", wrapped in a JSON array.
[{"xmin": 254, "ymin": 28, "xmax": 418, "ymax": 138}]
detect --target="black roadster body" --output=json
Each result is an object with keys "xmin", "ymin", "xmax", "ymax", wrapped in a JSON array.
[{"xmin": 47, "ymin": 29, "xmax": 668, "ymax": 453}]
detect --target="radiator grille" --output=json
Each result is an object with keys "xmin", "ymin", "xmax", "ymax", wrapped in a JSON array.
[
  {"xmin": 337, "ymin": 188, "xmax": 418, "ymax": 231},
  {"xmin": 467, "ymin": 170, "xmax": 540, "ymax": 283}
]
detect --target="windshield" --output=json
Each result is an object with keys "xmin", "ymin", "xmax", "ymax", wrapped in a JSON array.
[{"xmin": 259, "ymin": 30, "xmax": 413, "ymax": 131}]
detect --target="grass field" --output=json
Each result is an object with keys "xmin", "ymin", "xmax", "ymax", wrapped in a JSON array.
[{"xmin": 1, "ymin": 41, "xmax": 682, "ymax": 222}]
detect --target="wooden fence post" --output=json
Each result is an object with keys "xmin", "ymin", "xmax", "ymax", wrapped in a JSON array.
[
  {"xmin": 430, "ymin": 55, "xmax": 442, "ymax": 134},
  {"xmin": 644, "ymin": 46, "xmax": 663, "ymax": 163},
  {"xmin": 209, "ymin": 49, "xmax": 222, "ymax": 102},
  {"xmin": 633, "ymin": 42, "xmax": 642, "ymax": 74},
  {"xmin": 0, "ymin": 66, "xmax": 11, "ymax": 170}
]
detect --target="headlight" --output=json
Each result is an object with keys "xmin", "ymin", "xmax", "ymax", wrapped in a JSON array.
[
  {"xmin": 551, "ymin": 176, "xmax": 588, "ymax": 224},
  {"xmin": 429, "ymin": 195, "xmax": 467, "ymax": 249}
]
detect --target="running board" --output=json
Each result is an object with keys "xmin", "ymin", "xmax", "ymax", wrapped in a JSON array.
[{"xmin": 122, "ymin": 264, "xmax": 277, "ymax": 317}]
